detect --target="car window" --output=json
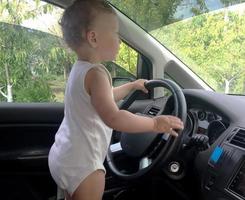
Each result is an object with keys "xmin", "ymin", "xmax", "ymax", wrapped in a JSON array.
[
  {"xmin": 109, "ymin": 0, "xmax": 245, "ymax": 95},
  {"xmin": 104, "ymin": 42, "xmax": 137, "ymax": 86},
  {"xmin": 0, "ymin": 1, "xmax": 137, "ymax": 103}
]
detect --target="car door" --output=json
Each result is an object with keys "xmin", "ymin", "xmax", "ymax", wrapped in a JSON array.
[
  {"xmin": 0, "ymin": 1, "xmax": 150, "ymax": 199},
  {"xmin": 0, "ymin": 103, "xmax": 63, "ymax": 199}
]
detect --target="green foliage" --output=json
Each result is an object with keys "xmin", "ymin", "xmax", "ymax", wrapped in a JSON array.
[
  {"xmin": 2, "ymin": 0, "xmax": 245, "ymax": 104},
  {"xmin": 110, "ymin": 0, "xmax": 182, "ymax": 30},
  {"xmin": 191, "ymin": 0, "xmax": 209, "ymax": 15},
  {"xmin": 0, "ymin": 22, "xmax": 75, "ymax": 102},
  {"xmin": 153, "ymin": 9, "xmax": 245, "ymax": 94},
  {"xmin": 220, "ymin": 0, "xmax": 245, "ymax": 6},
  {"xmin": 0, "ymin": 0, "xmax": 74, "ymax": 102},
  {"xmin": 104, "ymin": 61, "xmax": 136, "ymax": 79},
  {"xmin": 115, "ymin": 43, "xmax": 137, "ymax": 76},
  {"xmin": 14, "ymin": 78, "xmax": 55, "ymax": 102},
  {"xmin": 109, "ymin": 0, "xmax": 245, "ymax": 94},
  {"xmin": 1, "ymin": 0, "xmax": 40, "ymax": 24}
]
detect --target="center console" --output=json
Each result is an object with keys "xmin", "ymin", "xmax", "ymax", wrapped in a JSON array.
[
  {"xmin": 201, "ymin": 128, "xmax": 245, "ymax": 200},
  {"xmin": 227, "ymin": 161, "xmax": 245, "ymax": 199}
]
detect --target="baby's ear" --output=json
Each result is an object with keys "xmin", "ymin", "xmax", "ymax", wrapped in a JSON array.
[{"xmin": 86, "ymin": 30, "xmax": 97, "ymax": 48}]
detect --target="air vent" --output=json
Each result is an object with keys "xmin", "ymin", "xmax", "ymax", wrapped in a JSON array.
[
  {"xmin": 230, "ymin": 129, "xmax": 245, "ymax": 149},
  {"xmin": 147, "ymin": 107, "xmax": 160, "ymax": 116}
]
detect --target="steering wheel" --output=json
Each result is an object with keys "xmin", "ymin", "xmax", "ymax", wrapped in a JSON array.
[{"xmin": 106, "ymin": 79, "xmax": 187, "ymax": 180}]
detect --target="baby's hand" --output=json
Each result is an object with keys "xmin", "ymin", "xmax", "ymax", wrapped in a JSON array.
[
  {"xmin": 153, "ymin": 115, "xmax": 184, "ymax": 137},
  {"xmin": 132, "ymin": 79, "xmax": 148, "ymax": 93}
]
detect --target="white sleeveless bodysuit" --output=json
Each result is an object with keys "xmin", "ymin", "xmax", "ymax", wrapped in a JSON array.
[{"xmin": 48, "ymin": 60, "xmax": 112, "ymax": 195}]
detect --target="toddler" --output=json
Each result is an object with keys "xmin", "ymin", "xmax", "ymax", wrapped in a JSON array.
[{"xmin": 48, "ymin": 1, "xmax": 184, "ymax": 200}]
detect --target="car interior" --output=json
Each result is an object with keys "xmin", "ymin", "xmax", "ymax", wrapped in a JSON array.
[{"xmin": 0, "ymin": 0, "xmax": 245, "ymax": 200}]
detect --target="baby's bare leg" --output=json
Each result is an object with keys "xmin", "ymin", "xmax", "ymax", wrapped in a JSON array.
[{"xmin": 72, "ymin": 170, "xmax": 105, "ymax": 200}]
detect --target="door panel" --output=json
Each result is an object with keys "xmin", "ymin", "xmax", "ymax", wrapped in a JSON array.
[
  {"xmin": 0, "ymin": 103, "xmax": 63, "ymax": 200},
  {"xmin": 0, "ymin": 100, "xmax": 151, "ymax": 199}
]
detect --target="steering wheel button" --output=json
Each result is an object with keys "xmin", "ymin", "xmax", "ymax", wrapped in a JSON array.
[{"xmin": 169, "ymin": 161, "xmax": 180, "ymax": 173}]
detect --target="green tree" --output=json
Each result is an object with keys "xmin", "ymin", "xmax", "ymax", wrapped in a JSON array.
[
  {"xmin": 154, "ymin": 10, "xmax": 245, "ymax": 94},
  {"xmin": 110, "ymin": 0, "xmax": 182, "ymax": 30},
  {"xmin": 0, "ymin": 0, "xmax": 75, "ymax": 102},
  {"xmin": 0, "ymin": 0, "xmax": 52, "ymax": 102},
  {"xmin": 115, "ymin": 43, "xmax": 138, "ymax": 75}
]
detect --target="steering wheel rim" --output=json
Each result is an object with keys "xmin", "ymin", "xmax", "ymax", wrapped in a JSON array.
[{"xmin": 107, "ymin": 79, "xmax": 187, "ymax": 180}]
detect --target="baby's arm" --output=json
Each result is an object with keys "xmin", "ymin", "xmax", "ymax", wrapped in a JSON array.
[
  {"xmin": 113, "ymin": 79, "xmax": 148, "ymax": 102},
  {"xmin": 85, "ymin": 68, "xmax": 183, "ymax": 135}
]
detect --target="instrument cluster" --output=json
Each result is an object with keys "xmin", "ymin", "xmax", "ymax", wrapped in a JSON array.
[{"xmin": 188, "ymin": 109, "xmax": 227, "ymax": 145}]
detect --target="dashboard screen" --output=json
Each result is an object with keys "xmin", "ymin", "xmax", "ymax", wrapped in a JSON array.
[{"xmin": 229, "ymin": 161, "xmax": 245, "ymax": 198}]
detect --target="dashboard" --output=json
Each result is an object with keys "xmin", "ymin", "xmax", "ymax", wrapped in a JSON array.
[
  {"xmin": 182, "ymin": 89, "xmax": 245, "ymax": 200},
  {"xmin": 115, "ymin": 88, "xmax": 244, "ymax": 200}
]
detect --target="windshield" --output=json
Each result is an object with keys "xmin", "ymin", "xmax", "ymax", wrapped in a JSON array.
[{"xmin": 109, "ymin": 0, "xmax": 245, "ymax": 95}]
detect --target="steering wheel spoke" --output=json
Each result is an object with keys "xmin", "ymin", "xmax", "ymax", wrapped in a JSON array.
[
  {"xmin": 161, "ymin": 133, "xmax": 170, "ymax": 141},
  {"xmin": 109, "ymin": 142, "xmax": 123, "ymax": 154},
  {"xmin": 139, "ymin": 157, "xmax": 152, "ymax": 170}
]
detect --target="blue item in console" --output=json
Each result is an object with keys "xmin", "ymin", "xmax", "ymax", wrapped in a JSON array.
[{"xmin": 210, "ymin": 146, "xmax": 223, "ymax": 163}]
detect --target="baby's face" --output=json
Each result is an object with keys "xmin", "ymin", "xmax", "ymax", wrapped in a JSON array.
[{"xmin": 92, "ymin": 12, "xmax": 121, "ymax": 62}]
